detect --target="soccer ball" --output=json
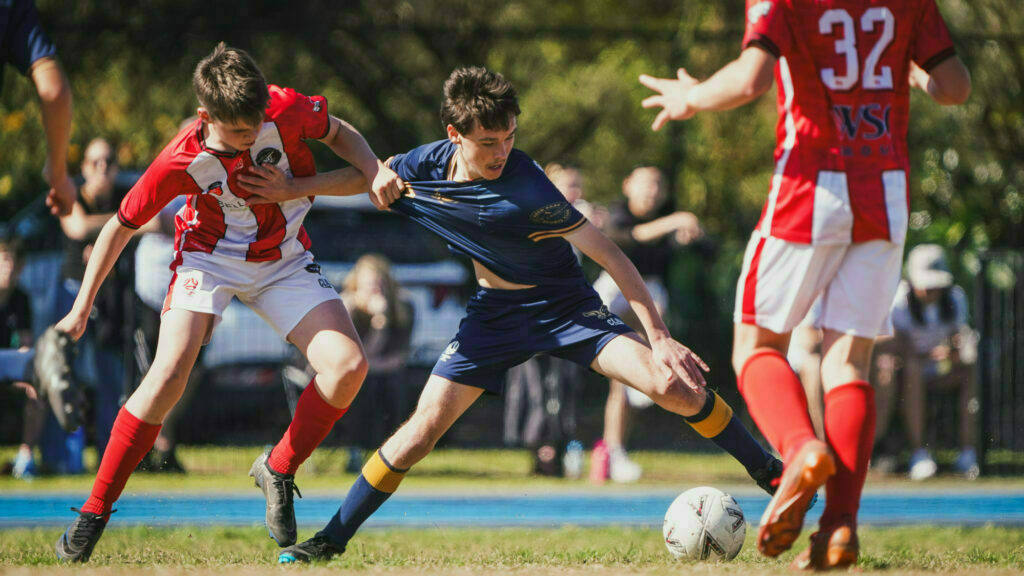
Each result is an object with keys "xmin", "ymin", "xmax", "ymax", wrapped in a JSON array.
[{"xmin": 663, "ymin": 486, "xmax": 746, "ymax": 561}]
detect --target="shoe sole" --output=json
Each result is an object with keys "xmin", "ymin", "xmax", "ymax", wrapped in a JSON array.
[{"xmin": 757, "ymin": 440, "xmax": 835, "ymax": 557}]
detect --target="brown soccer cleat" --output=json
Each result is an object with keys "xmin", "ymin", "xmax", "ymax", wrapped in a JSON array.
[
  {"xmin": 791, "ymin": 524, "xmax": 859, "ymax": 571},
  {"xmin": 757, "ymin": 439, "xmax": 836, "ymax": 557}
]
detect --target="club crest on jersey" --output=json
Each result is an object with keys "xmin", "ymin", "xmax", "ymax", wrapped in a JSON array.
[
  {"xmin": 439, "ymin": 340, "xmax": 460, "ymax": 362},
  {"xmin": 530, "ymin": 202, "xmax": 573, "ymax": 226},
  {"xmin": 308, "ymin": 97, "xmax": 322, "ymax": 113},
  {"xmin": 747, "ymin": 1, "xmax": 773, "ymax": 24},
  {"xmin": 256, "ymin": 147, "xmax": 283, "ymax": 166},
  {"xmin": 583, "ymin": 305, "xmax": 625, "ymax": 326},
  {"xmin": 206, "ymin": 181, "xmax": 224, "ymax": 196}
]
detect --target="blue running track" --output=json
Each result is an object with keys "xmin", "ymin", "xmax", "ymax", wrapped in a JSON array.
[{"xmin": 3, "ymin": 491, "xmax": 1024, "ymax": 528}]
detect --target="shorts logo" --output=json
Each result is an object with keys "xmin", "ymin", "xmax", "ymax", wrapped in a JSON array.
[
  {"xmin": 439, "ymin": 340, "xmax": 460, "ymax": 362},
  {"xmin": 584, "ymin": 305, "xmax": 625, "ymax": 327},
  {"xmin": 530, "ymin": 202, "xmax": 573, "ymax": 226},
  {"xmin": 256, "ymin": 147, "xmax": 283, "ymax": 166},
  {"xmin": 206, "ymin": 181, "xmax": 224, "ymax": 196},
  {"xmin": 182, "ymin": 275, "xmax": 199, "ymax": 295},
  {"xmin": 305, "ymin": 263, "xmax": 321, "ymax": 274}
]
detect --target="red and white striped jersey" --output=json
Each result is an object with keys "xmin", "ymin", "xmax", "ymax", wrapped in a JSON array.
[
  {"xmin": 743, "ymin": 0, "xmax": 956, "ymax": 244},
  {"xmin": 118, "ymin": 85, "xmax": 330, "ymax": 263}
]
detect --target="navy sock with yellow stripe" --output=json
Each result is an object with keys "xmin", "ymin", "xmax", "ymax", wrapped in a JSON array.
[
  {"xmin": 685, "ymin": 391, "xmax": 771, "ymax": 475},
  {"xmin": 320, "ymin": 449, "xmax": 408, "ymax": 549}
]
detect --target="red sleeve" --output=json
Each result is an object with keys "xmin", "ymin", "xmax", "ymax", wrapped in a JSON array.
[
  {"xmin": 742, "ymin": 0, "xmax": 791, "ymax": 59},
  {"xmin": 118, "ymin": 153, "xmax": 195, "ymax": 229},
  {"xmin": 912, "ymin": 0, "xmax": 956, "ymax": 72},
  {"xmin": 272, "ymin": 86, "xmax": 331, "ymax": 141}
]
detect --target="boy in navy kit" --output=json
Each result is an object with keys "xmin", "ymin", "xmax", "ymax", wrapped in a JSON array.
[{"xmin": 242, "ymin": 66, "xmax": 782, "ymax": 564}]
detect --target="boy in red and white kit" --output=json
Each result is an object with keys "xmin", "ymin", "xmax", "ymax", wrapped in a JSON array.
[
  {"xmin": 640, "ymin": 0, "xmax": 970, "ymax": 569},
  {"xmin": 54, "ymin": 42, "xmax": 404, "ymax": 563}
]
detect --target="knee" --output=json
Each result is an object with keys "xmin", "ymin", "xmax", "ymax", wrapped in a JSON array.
[
  {"xmin": 142, "ymin": 363, "xmax": 190, "ymax": 400},
  {"xmin": 318, "ymin": 352, "xmax": 369, "ymax": 393},
  {"xmin": 649, "ymin": 378, "xmax": 704, "ymax": 415}
]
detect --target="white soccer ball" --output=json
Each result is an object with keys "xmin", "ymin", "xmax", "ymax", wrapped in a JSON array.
[{"xmin": 663, "ymin": 486, "xmax": 746, "ymax": 561}]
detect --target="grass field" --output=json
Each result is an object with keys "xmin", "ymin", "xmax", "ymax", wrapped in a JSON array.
[
  {"xmin": 2, "ymin": 525, "xmax": 1024, "ymax": 575},
  {"xmin": 2, "ymin": 447, "xmax": 1024, "ymax": 574}
]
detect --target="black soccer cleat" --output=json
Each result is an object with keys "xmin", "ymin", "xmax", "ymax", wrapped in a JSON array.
[
  {"xmin": 278, "ymin": 532, "xmax": 343, "ymax": 564},
  {"xmin": 34, "ymin": 326, "xmax": 81, "ymax": 432},
  {"xmin": 250, "ymin": 449, "xmax": 301, "ymax": 547},
  {"xmin": 751, "ymin": 455, "xmax": 818, "ymax": 510},
  {"xmin": 751, "ymin": 455, "xmax": 784, "ymax": 496},
  {"xmin": 55, "ymin": 508, "xmax": 110, "ymax": 563}
]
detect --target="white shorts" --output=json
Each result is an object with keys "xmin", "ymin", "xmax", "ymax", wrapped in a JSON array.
[
  {"xmin": 733, "ymin": 231, "xmax": 903, "ymax": 338},
  {"xmin": 163, "ymin": 250, "xmax": 340, "ymax": 341}
]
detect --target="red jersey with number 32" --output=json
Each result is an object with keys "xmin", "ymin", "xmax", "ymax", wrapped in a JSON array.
[
  {"xmin": 117, "ymin": 85, "xmax": 330, "ymax": 264},
  {"xmin": 743, "ymin": 0, "xmax": 956, "ymax": 245}
]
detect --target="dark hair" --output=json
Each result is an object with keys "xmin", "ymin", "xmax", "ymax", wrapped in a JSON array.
[
  {"xmin": 440, "ymin": 67, "xmax": 520, "ymax": 135},
  {"xmin": 908, "ymin": 286, "xmax": 956, "ymax": 324},
  {"xmin": 0, "ymin": 237, "xmax": 24, "ymax": 265},
  {"xmin": 192, "ymin": 42, "xmax": 270, "ymax": 126}
]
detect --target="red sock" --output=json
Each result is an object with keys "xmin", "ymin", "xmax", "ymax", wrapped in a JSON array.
[
  {"xmin": 81, "ymin": 407, "xmax": 161, "ymax": 516},
  {"xmin": 737, "ymin": 349, "xmax": 817, "ymax": 462},
  {"xmin": 820, "ymin": 381, "xmax": 875, "ymax": 529},
  {"xmin": 268, "ymin": 379, "xmax": 348, "ymax": 475}
]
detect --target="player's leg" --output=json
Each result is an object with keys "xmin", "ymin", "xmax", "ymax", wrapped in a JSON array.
[
  {"xmin": 248, "ymin": 264, "xmax": 367, "ymax": 546},
  {"xmin": 590, "ymin": 333, "xmax": 780, "ymax": 491},
  {"xmin": 731, "ymin": 233, "xmax": 846, "ymax": 558},
  {"xmin": 797, "ymin": 240, "xmax": 903, "ymax": 570},
  {"xmin": 56, "ymin": 308, "xmax": 212, "ymax": 563},
  {"xmin": 280, "ymin": 375, "xmax": 483, "ymax": 563}
]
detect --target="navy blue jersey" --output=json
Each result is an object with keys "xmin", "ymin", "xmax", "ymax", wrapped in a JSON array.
[
  {"xmin": 389, "ymin": 140, "xmax": 588, "ymax": 286},
  {"xmin": 1, "ymin": 0, "xmax": 56, "ymax": 88}
]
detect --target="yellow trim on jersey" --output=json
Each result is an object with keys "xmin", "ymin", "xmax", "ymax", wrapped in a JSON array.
[
  {"xmin": 362, "ymin": 451, "xmax": 407, "ymax": 493},
  {"xmin": 528, "ymin": 218, "xmax": 586, "ymax": 242},
  {"xmin": 687, "ymin": 391, "xmax": 734, "ymax": 438}
]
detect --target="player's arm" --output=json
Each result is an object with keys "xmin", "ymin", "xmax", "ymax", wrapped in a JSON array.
[
  {"xmin": 54, "ymin": 217, "xmax": 135, "ymax": 341},
  {"xmin": 30, "ymin": 57, "xmax": 76, "ymax": 216},
  {"xmin": 639, "ymin": 47, "xmax": 776, "ymax": 131},
  {"xmin": 320, "ymin": 115, "xmax": 404, "ymax": 207},
  {"xmin": 910, "ymin": 57, "xmax": 971, "ymax": 105},
  {"xmin": 240, "ymin": 164, "xmax": 370, "ymax": 205},
  {"xmin": 565, "ymin": 222, "xmax": 709, "ymax": 390}
]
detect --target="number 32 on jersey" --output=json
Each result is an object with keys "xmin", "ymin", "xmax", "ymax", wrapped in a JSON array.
[{"xmin": 819, "ymin": 7, "xmax": 895, "ymax": 91}]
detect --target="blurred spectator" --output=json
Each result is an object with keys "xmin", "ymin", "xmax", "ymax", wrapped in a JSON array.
[
  {"xmin": 590, "ymin": 166, "xmax": 702, "ymax": 483},
  {"xmin": 545, "ymin": 163, "xmax": 608, "ymax": 230},
  {"xmin": 53, "ymin": 137, "xmax": 137, "ymax": 461},
  {"xmin": 338, "ymin": 254, "xmax": 414, "ymax": 472},
  {"xmin": 2, "ymin": 0, "xmax": 76, "ymax": 216},
  {"xmin": 501, "ymin": 163, "xmax": 597, "ymax": 477},
  {"xmin": 0, "ymin": 238, "xmax": 45, "ymax": 478},
  {"xmin": 889, "ymin": 244, "xmax": 978, "ymax": 480}
]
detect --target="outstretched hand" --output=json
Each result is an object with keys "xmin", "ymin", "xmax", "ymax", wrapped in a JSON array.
[
  {"xmin": 238, "ymin": 164, "xmax": 297, "ymax": 205},
  {"xmin": 639, "ymin": 68, "xmax": 701, "ymax": 131},
  {"xmin": 651, "ymin": 337, "xmax": 710, "ymax": 393}
]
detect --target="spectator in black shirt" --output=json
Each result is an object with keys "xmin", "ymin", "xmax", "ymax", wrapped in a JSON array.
[{"xmin": 590, "ymin": 166, "xmax": 702, "ymax": 483}]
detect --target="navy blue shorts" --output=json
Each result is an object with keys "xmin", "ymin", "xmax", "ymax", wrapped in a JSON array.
[{"xmin": 431, "ymin": 282, "xmax": 634, "ymax": 394}]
